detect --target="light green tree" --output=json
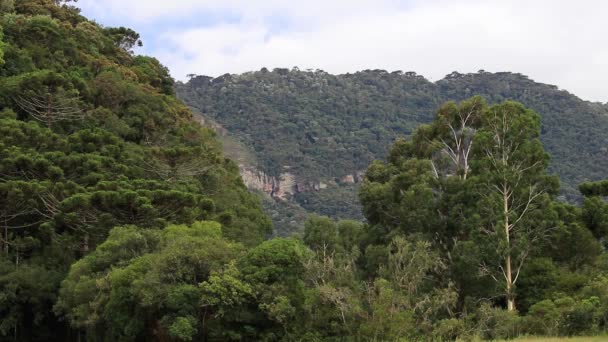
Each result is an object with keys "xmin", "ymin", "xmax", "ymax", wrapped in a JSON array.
[
  {"xmin": 473, "ymin": 101, "xmax": 557, "ymax": 311},
  {"xmin": 55, "ymin": 221, "xmax": 244, "ymax": 341}
]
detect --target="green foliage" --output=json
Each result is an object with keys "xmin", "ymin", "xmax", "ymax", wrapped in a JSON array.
[
  {"xmin": 0, "ymin": 27, "xmax": 5, "ymax": 66},
  {"xmin": 258, "ymin": 190, "xmax": 309, "ymax": 237},
  {"xmin": 544, "ymin": 202, "xmax": 604, "ymax": 270},
  {"xmin": 55, "ymin": 222, "xmax": 245, "ymax": 341},
  {"xmin": 433, "ymin": 318, "xmax": 467, "ymax": 341},
  {"xmin": 168, "ymin": 316, "xmax": 197, "ymax": 341},
  {"xmin": 525, "ymin": 299, "xmax": 562, "ymax": 336},
  {"xmin": 580, "ymin": 181, "xmax": 608, "ymax": 246},
  {"xmin": 177, "ymin": 69, "xmax": 608, "ymax": 236},
  {"xmin": 39, "ymin": 85, "xmax": 608, "ymax": 342},
  {"xmin": 357, "ymin": 97, "xmax": 608, "ymax": 340},
  {"xmin": 523, "ymin": 291, "xmax": 608, "ymax": 338},
  {"xmin": 295, "ymin": 183, "xmax": 364, "ymax": 221},
  {"xmin": 0, "ymin": 2, "xmax": 270, "ymax": 340},
  {"xmin": 580, "ymin": 180, "xmax": 608, "ymax": 197},
  {"xmin": 303, "ymin": 215, "xmax": 338, "ymax": 252},
  {"xmin": 2, "ymin": 1, "xmax": 607, "ymax": 340},
  {"xmin": 355, "ymin": 237, "xmax": 459, "ymax": 340},
  {"xmin": 336, "ymin": 219, "xmax": 363, "ymax": 253},
  {"xmin": 103, "ymin": 26, "xmax": 142, "ymax": 52},
  {"xmin": 0, "ymin": 0, "xmax": 14, "ymax": 14},
  {"xmin": 475, "ymin": 303, "xmax": 523, "ymax": 340}
]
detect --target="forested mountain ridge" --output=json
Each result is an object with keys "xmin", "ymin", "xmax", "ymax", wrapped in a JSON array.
[
  {"xmin": 0, "ymin": 1, "xmax": 270, "ymax": 340},
  {"xmin": 176, "ymin": 68, "xmax": 608, "ymax": 234},
  {"xmin": 2, "ymin": 2, "xmax": 608, "ymax": 341}
]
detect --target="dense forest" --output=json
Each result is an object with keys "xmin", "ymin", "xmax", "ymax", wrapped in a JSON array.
[
  {"xmin": 176, "ymin": 68, "xmax": 608, "ymax": 234},
  {"xmin": 0, "ymin": 1, "xmax": 271, "ymax": 340},
  {"xmin": 1, "ymin": 1, "xmax": 608, "ymax": 342}
]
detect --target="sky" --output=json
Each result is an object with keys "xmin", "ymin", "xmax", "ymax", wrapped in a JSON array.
[{"xmin": 76, "ymin": 0, "xmax": 608, "ymax": 103}]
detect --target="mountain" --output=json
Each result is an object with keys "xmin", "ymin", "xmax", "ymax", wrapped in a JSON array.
[{"xmin": 176, "ymin": 68, "xmax": 608, "ymax": 235}]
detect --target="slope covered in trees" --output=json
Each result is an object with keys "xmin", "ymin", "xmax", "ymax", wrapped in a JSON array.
[
  {"xmin": 49, "ymin": 95, "xmax": 608, "ymax": 341},
  {"xmin": 57, "ymin": 98, "xmax": 608, "ymax": 341},
  {"xmin": 176, "ymin": 68, "xmax": 608, "ymax": 233},
  {"xmin": 0, "ymin": 1, "xmax": 270, "ymax": 340},
  {"xmin": 2, "ymin": 1, "xmax": 608, "ymax": 341}
]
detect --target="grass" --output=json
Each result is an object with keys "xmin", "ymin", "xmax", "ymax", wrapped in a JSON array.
[{"xmin": 496, "ymin": 337, "xmax": 608, "ymax": 342}]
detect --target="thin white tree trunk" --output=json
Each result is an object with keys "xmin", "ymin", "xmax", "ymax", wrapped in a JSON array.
[{"xmin": 504, "ymin": 186, "xmax": 515, "ymax": 311}]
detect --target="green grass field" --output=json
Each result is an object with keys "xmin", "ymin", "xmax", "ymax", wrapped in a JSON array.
[{"xmin": 497, "ymin": 337, "xmax": 608, "ymax": 342}]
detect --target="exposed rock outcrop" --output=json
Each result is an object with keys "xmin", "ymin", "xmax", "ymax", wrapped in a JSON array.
[
  {"xmin": 240, "ymin": 168, "xmax": 276, "ymax": 194},
  {"xmin": 239, "ymin": 167, "xmax": 298, "ymax": 201},
  {"xmin": 239, "ymin": 165, "xmax": 364, "ymax": 201},
  {"xmin": 339, "ymin": 171, "xmax": 365, "ymax": 184},
  {"xmin": 195, "ymin": 110, "xmax": 364, "ymax": 202}
]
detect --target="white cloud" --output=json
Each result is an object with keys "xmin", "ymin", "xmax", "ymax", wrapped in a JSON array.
[{"xmin": 79, "ymin": 0, "xmax": 608, "ymax": 102}]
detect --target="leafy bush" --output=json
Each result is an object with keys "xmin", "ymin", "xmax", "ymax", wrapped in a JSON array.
[
  {"xmin": 524, "ymin": 299, "xmax": 562, "ymax": 336},
  {"xmin": 475, "ymin": 303, "xmax": 522, "ymax": 340},
  {"xmin": 562, "ymin": 296, "xmax": 601, "ymax": 335},
  {"xmin": 433, "ymin": 318, "xmax": 467, "ymax": 341}
]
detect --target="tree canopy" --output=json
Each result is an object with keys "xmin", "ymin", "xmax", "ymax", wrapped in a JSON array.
[
  {"xmin": 177, "ymin": 68, "xmax": 608, "ymax": 235},
  {"xmin": 1, "ymin": 1, "xmax": 607, "ymax": 341},
  {"xmin": 0, "ymin": 1, "xmax": 269, "ymax": 340}
]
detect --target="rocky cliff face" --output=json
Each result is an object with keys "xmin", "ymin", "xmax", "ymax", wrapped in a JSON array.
[
  {"xmin": 240, "ymin": 165, "xmax": 363, "ymax": 201},
  {"xmin": 239, "ymin": 167, "xmax": 297, "ymax": 200},
  {"xmin": 193, "ymin": 110, "xmax": 366, "ymax": 232},
  {"xmin": 240, "ymin": 167, "xmax": 276, "ymax": 194},
  {"xmin": 340, "ymin": 171, "xmax": 366, "ymax": 184},
  {"xmin": 195, "ymin": 111, "xmax": 362, "ymax": 203}
]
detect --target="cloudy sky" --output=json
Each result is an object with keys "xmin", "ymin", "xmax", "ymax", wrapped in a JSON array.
[{"xmin": 77, "ymin": 0, "xmax": 607, "ymax": 102}]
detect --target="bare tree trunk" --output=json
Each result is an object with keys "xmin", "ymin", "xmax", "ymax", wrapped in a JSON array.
[
  {"xmin": 504, "ymin": 185, "xmax": 515, "ymax": 311},
  {"xmin": 506, "ymin": 257, "xmax": 515, "ymax": 311}
]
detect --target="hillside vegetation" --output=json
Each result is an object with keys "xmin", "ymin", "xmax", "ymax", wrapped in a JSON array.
[
  {"xmin": 2, "ymin": 1, "xmax": 608, "ymax": 341},
  {"xmin": 177, "ymin": 68, "xmax": 608, "ymax": 232},
  {"xmin": 0, "ymin": 1, "xmax": 270, "ymax": 340}
]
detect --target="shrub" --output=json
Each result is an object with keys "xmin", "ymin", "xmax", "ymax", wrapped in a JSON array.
[
  {"xmin": 562, "ymin": 296, "xmax": 600, "ymax": 336},
  {"xmin": 433, "ymin": 318, "xmax": 466, "ymax": 341},
  {"xmin": 524, "ymin": 299, "xmax": 561, "ymax": 336},
  {"xmin": 475, "ymin": 303, "xmax": 522, "ymax": 340}
]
